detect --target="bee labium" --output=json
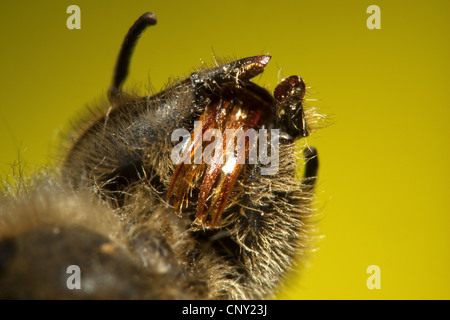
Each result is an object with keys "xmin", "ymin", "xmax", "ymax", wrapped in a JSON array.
[{"xmin": 0, "ymin": 12, "xmax": 322, "ymax": 299}]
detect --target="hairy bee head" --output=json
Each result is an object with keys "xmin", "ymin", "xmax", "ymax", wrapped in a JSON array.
[
  {"xmin": 63, "ymin": 12, "xmax": 317, "ymax": 232},
  {"xmin": 1, "ymin": 12, "xmax": 322, "ymax": 300}
]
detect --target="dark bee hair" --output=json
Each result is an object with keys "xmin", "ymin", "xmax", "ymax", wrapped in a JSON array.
[{"xmin": 0, "ymin": 12, "xmax": 322, "ymax": 299}]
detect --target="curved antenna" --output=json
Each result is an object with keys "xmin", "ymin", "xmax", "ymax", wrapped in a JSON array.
[{"xmin": 108, "ymin": 12, "xmax": 157, "ymax": 102}]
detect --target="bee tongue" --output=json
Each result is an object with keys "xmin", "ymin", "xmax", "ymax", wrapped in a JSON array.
[{"xmin": 167, "ymin": 97, "xmax": 263, "ymax": 230}]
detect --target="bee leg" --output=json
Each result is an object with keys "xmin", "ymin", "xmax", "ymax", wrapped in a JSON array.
[
  {"xmin": 108, "ymin": 12, "xmax": 157, "ymax": 101},
  {"xmin": 303, "ymin": 146, "xmax": 319, "ymax": 189}
]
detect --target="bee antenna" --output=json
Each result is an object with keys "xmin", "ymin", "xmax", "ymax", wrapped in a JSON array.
[{"xmin": 108, "ymin": 12, "xmax": 157, "ymax": 102}]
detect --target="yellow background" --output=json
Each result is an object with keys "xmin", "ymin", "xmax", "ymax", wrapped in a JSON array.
[{"xmin": 1, "ymin": 0, "xmax": 449, "ymax": 299}]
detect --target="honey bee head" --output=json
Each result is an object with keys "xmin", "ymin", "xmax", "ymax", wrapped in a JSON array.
[{"xmin": 63, "ymin": 12, "xmax": 315, "ymax": 231}]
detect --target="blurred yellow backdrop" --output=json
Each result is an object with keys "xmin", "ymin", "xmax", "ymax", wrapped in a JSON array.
[{"xmin": 1, "ymin": 0, "xmax": 449, "ymax": 299}]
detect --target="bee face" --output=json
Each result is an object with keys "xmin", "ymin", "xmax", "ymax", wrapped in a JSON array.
[{"xmin": 1, "ymin": 12, "xmax": 321, "ymax": 300}]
